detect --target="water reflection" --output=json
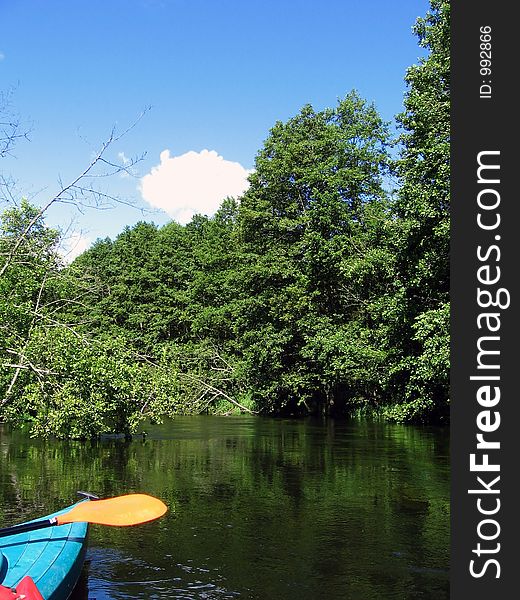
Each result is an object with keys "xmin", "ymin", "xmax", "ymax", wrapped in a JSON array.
[{"xmin": 0, "ymin": 417, "xmax": 449, "ymax": 599}]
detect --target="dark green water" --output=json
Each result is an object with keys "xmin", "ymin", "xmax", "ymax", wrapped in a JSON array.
[{"xmin": 0, "ymin": 416, "xmax": 449, "ymax": 599}]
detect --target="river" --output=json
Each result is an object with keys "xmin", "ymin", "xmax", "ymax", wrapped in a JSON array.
[{"xmin": 0, "ymin": 416, "xmax": 449, "ymax": 599}]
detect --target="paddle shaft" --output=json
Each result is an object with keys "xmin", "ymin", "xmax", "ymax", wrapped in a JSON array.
[{"xmin": 0, "ymin": 517, "xmax": 58, "ymax": 538}]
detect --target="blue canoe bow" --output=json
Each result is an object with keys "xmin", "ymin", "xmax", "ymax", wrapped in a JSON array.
[{"xmin": 0, "ymin": 503, "xmax": 88, "ymax": 600}]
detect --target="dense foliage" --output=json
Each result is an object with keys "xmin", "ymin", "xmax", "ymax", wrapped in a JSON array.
[
  {"xmin": 0, "ymin": 0, "xmax": 450, "ymax": 437},
  {"xmin": 383, "ymin": 0, "xmax": 450, "ymax": 421}
]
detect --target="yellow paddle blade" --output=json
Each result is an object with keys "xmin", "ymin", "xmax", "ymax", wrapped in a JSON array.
[{"xmin": 56, "ymin": 494, "xmax": 168, "ymax": 527}]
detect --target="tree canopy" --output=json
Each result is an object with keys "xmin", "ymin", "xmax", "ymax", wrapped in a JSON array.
[{"xmin": 0, "ymin": 0, "xmax": 450, "ymax": 437}]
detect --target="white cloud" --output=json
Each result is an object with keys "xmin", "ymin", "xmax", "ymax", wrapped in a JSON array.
[
  {"xmin": 118, "ymin": 151, "xmax": 131, "ymax": 178},
  {"xmin": 60, "ymin": 231, "xmax": 92, "ymax": 263},
  {"xmin": 139, "ymin": 149, "xmax": 252, "ymax": 224}
]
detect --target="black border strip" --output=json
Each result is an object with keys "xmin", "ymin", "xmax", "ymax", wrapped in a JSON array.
[{"xmin": 451, "ymin": 1, "xmax": 519, "ymax": 596}]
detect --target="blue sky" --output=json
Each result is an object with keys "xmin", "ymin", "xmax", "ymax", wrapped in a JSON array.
[{"xmin": 1, "ymin": 0, "xmax": 429, "ymax": 258}]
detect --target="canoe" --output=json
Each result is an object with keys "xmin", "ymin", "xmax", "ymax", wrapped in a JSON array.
[{"xmin": 0, "ymin": 502, "xmax": 88, "ymax": 600}]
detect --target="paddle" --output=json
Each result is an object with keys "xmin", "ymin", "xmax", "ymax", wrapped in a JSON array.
[{"xmin": 0, "ymin": 494, "xmax": 168, "ymax": 538}]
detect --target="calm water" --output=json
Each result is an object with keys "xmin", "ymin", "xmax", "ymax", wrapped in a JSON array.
[{"xmin": 0, "ymin": 416, "xmax": 449, "ymax": 599}]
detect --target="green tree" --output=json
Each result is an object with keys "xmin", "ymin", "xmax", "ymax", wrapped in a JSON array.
[
  {"xmin": 0, "ymin": 200, "xmax": 62, "ymax": 408},
  {"xmin": 0, "ymin": 203, "xmax": 182, "ymax": 437},
  {"xmin": 3, "ymin": 327, "xmax": 180, "ymax": 439},
  {"xmin": 70, "ymin": 220, "xmax": 195, "ymax": 350},
  {"xmin": 384, "ymin": 0, "xmax": 450, "ymax": 422},
  {"xmin": 234, "ymin": 91, "xmax": 392, "ymax": 415}
]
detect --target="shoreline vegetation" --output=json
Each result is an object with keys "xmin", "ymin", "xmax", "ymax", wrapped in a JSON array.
[{"xmin": 0, "ymin": 1, "xmax": 449, "ymax": 439}]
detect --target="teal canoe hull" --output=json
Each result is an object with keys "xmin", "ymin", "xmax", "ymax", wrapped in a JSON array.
[{"xmin": 0, "ymin": 503, "xmax": 88, "ymax": 600}]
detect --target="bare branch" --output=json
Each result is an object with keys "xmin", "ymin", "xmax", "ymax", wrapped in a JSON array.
[
  {"xmin": 0, "ymin": 88, "xmax": 32, "ymax": 159},
  {"xmin": 179, "ymin": 371, "xmax": 257, "ymax": 414},
  {"xmin": 0, "ymin": 110, "xmax": 150, "ymax": 277}
]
